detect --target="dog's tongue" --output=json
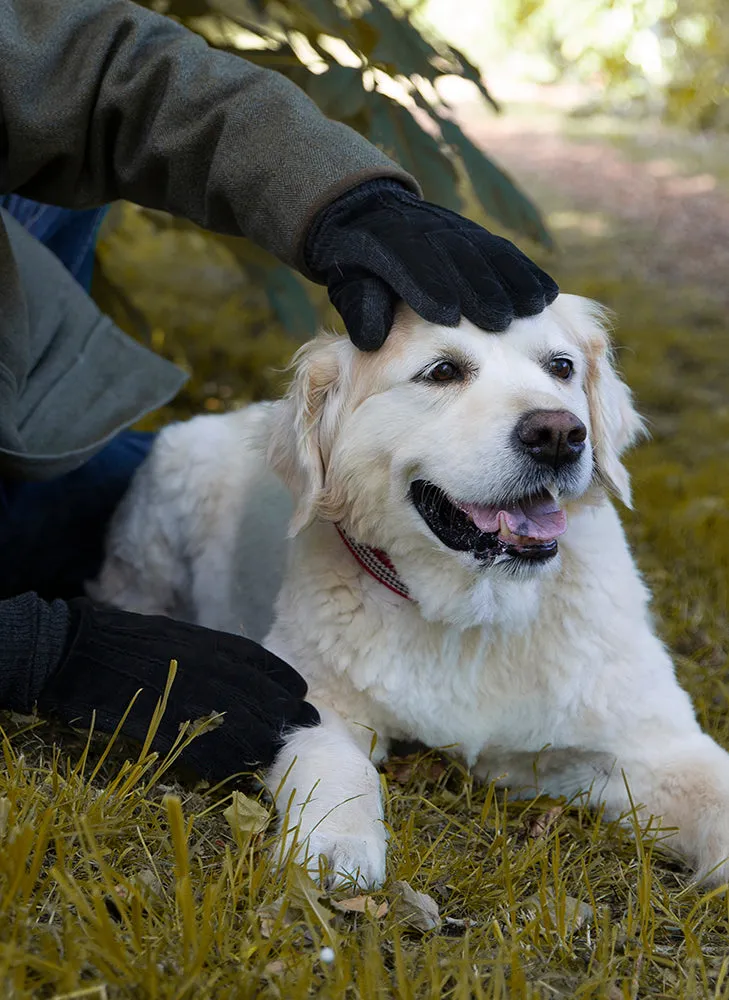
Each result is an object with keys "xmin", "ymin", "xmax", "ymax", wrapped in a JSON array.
[{"xmin": 460, "ymin": 496, "xmax": 566, "ymax": 542}]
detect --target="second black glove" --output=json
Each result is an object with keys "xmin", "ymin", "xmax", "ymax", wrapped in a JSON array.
[{"xmin": 37, "ymin": 599, "xmax": 320, "ymax": 782}]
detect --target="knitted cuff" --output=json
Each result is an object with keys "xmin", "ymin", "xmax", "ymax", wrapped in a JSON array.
[
  {"xmin": 0, "ymin": 592, "xmax": 71, "ymax": 713},
  {"xmin": 303, "ymin": 177, "xmax": 417, "ymax": 280}
]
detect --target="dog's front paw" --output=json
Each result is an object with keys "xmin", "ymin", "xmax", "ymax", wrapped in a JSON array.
[
  {"xmin": 301, "ymin": 823, "xmax": 388, "ymax": 891},
  {"xmin": 267, "ymin": 708, "xmax": 390, "ymax": 890},
  {"xmin": 277, "ymin": 813, "xmax": 388, "ymax": 891}
]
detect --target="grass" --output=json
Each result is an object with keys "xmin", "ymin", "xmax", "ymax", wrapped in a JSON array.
[{"xmin": 4, "ymin": 110, "xmax": 729, "ymax": 998}]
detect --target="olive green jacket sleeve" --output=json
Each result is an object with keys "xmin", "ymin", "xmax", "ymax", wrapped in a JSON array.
[
  {"xmin": 0, "ymin": 0, "xmax": 418, "ymax": 481},
  {"xmin": 0, "ymin": 0, "xmax": 416, "ymax": 272}
]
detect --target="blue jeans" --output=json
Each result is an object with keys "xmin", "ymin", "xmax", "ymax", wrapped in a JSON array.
[
  {"xmin": 0, "ymin": 431, "xmax": 155, "ymax": 601},
  {"xmin": 0, "ymin": 195, "xmax": 109, "ymax": 293},
  {"xmin": 0, "ymin": 197, "xmax": 154, "ymax": 600}
]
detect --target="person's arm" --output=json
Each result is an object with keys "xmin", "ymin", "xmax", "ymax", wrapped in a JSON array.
[
  {"xmin": 0, "ymin": 592, "xmax": 320, "ymax": 779},
  {"xmin": 0, "ymin": 0, "xmax": 416, "ymax": 270}
]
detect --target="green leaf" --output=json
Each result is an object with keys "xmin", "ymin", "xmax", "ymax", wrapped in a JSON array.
[
  {"xmin": 307, "ymin": 65, "xmax": 367, "ymax": 120},
  {"xmin": 447, "ymin": 44, "xmax": 500, "ymax": 113},
  {"xmin": 261, "ymin": 264, "xmax": 318, "ymax": 338},
  {"xmin": 364, "ymin": 0, "xmax": 442, "ymax": 80},
  {"xmin": 438, "ymin": 118, "xmax": 553, "ymax": 249},
  {"xmin": 283, "ymin": 0, "xmax": 350, "ymax": 37},
  {"xmin": 351, "ymin": 17, "xmax": 379, "ymax": 59},
  {"xmin": 368, "ymin": 93, "xmax": 461, "ymax": 211}
]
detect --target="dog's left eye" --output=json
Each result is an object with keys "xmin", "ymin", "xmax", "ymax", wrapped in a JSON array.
[
  {"xmin": 427, "ymin": 361, "xmax": 463, "ymax": 383},
  {"xmin": 547, "ymin": 357, "xmax": 574, "ymax": 380}
]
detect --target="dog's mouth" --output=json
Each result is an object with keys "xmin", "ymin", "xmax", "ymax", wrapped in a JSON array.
[{"xmin": 409, "ymin": 479, "xmax": 566, "ymax": 563}]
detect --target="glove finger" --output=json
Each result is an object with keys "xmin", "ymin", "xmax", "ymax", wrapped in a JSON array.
[
  {"xmin": 472, "ymin": 238, "xmax": 559, "ymax": 317},
  {"xmin": 179, "ymin": 711, "xmax": 283, "ymax": 777},
  {"xmin": 214, "ymin": 631, "xmax": 311, "ymax": 699},
  {"xmin": 181, "ymin": 698, "xmax": 321, "ymax": 781},
  {"xmin": 158, "ymin": 666, "xmax": 319, "ymax": 761},
  {"xmin": 329, "ymin": 270, "xmax": 398, "ymax": 351},
  {"xmin": 386, "ymin": 211, "xmax": 558, "ymax": 317},
  {"xmin": 515, "ymin": 254, "xmax": 560, "ymax": 309},
  {"xmin": 425, "ymin": 230, "xmax": 516, "ymax": 333}
]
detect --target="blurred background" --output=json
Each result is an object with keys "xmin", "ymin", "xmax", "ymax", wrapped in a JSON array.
[{"xmin": 97, "ymin": 0, "xmax": 729, "ymax": 718}]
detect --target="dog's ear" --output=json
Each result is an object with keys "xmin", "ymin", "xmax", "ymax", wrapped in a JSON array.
[
  {"xmin": 268, "ymin": 334, "xmax": 352, "ymax": 536},
  {"xmin": 553, "ymin": 295, "xmax": 646, "ymax": 507}
]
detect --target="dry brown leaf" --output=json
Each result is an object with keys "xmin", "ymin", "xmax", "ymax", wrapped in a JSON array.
[
  {"xmin": 263, "ymin": 959, "xmax": 287, "ymax": 976},
  {"xmin": 390, "ymin": 880, "xmax": 442, "ymax": 933},
  {"xmin": 383, "ymin": 756, "xmax": 417, "ymax": 784},
  {"xmin": 133, "ymin": 868, "xmax": 164, "ymax": 900},
  {"xmin": 256, "ymin": 895, "xmax": 289, "ymax": 939},
  {"xmin": 332, "ymin": 895, "xmax": 389, "ymax": 918},
  {"xmin": 257, "ymin": 871, "xmax": 336, "ymax": 942},
  {"xmin": 288, "ymin": 867, "xmax": 336, "ymax": 938},
  {"xmin": 526, "ymin": 805, "xmax": 564, "ymax": 839},
  {"xmin": 224, "ymin": 791, "xmax": 270, "ymax": 840},
  {"xmin": 178, "ymin": 711, "xmax": 225, "ymax": 736},
  {"xmin": 523, "ymin": 891, "xmax": 594, "ymax": 931}
]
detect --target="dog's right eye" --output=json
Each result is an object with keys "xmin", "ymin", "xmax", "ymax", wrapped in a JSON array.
[{"xmin": 427, "ymin": 361, "xmax": 463, "ymax": 383}]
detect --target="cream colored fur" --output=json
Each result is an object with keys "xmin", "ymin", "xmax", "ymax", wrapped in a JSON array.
[{"xmin": 90, "ymin": 295, "xmax": 729, "ymax": 891}]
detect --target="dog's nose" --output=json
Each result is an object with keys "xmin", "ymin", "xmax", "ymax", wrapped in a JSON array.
[{"xmin": 515, "ymin": 409, "xmax": 587, "ymax": 468}]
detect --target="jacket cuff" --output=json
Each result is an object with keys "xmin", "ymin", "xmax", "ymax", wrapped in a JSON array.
[
  {"xmin": 295, "ymin": 172, "xmax": 420, "ymax": 281},
  {"xmin": 302, "ymin": 177, "xmax": 419, "ymax": 281},
  {"xmin": 0, "ymin": 592, "xmax": 71, "ymax": 713}
]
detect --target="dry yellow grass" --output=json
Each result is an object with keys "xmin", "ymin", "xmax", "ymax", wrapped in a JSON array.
[{"xmin": 4, "ymin": 112, "xmax": 729, "ymax": 998}]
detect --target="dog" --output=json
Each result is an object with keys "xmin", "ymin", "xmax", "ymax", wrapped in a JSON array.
[{"xmin": 90, "ymin": 294, "xmax": 729, "ymax": 890}]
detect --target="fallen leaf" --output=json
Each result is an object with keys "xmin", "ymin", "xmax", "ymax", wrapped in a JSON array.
[
  {"xmin": 256, "ymin": 895, "xmax": 289, "ymax": 939},
  {"xmin": 332, "ymin": 895, "xmax": 389, "ymax": 918},
  {"xmin": 179, "ymin": 711, "xmax": 225, "ymax": 736},
  {"xmin": 5, "ymin": 712, "xmax": 38, "ymax": 726},
  {"xmin": 522, "ymin": 891, "xmax": 594, "ymax": 931},
  {"xmin": 444, "ymin": 915, "xmax": 475, "ymax": 931},
  {"xmin": 224, "ymin": 791, "xmax": 270, "ymax": 840},
  {"xmin": 133, "ymin": 868, "xmax": 164, "ymax": 900},
  {"xmin": 263, "ymin": 959, "xmax": 286, "ymax": 976},
  {"xmin": 526, "ymin": 805, "xmax": 564, "ymax": 839},
  {"xmin": 383, "ymin": 756, "xmax": 417, "ymax": 784},
  {"xmin": 288, "ymin": 867, "xmax": 336, "ymax": 939},
  {"xmin": 390, "ymin": 880, "xmax": 442, "ymax": 933},
  {"xmin": 257, "ymin": 871, "xmax": 336, "ymax": 942}
]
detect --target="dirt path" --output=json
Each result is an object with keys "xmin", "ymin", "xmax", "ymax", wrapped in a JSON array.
[{"xmin": 458, "ymin": 105, "xmax": 729, "ymax": 307}]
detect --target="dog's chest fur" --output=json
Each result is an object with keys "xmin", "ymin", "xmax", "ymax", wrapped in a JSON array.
[{"xmin": 260, "ymin": 505, "xmax": 658, "ymax": 766}]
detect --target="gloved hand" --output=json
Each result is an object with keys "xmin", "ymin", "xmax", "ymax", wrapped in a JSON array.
[
  {"xmin": 36, "ymin": 598, "xmax": 319, "ymax": 781},
  {"xmin": 305, "ymin": 179, "xmax": 559, "ymax": 351}
]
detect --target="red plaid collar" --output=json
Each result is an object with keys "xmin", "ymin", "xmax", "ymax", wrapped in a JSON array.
[{"xmin": 336, "ymin": 525, "xmax": 412, "ymax": 601}]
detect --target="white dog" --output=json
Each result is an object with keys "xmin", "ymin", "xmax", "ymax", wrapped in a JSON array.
[{"xmin": 90, "ymin": 294, "xmax": 729, "ymax": 890}]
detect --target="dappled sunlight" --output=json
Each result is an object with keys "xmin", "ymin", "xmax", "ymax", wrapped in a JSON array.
[{"xmin": 548, "ymin": 210, "xmax": 611, "ymax": 237}]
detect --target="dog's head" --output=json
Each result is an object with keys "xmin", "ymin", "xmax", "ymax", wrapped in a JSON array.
[{"xmin": 269, "ymin": 294, "xmax": 644, "ymax": 625}]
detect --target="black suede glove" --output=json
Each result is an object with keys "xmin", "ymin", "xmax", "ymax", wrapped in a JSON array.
[
  {"xmin": 36, "ymin": 599, "xmax": 319, "ymax": 781},
  {"xmin": 305, "ymin": 180, "xmax": 559, "ymax": 351}
]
